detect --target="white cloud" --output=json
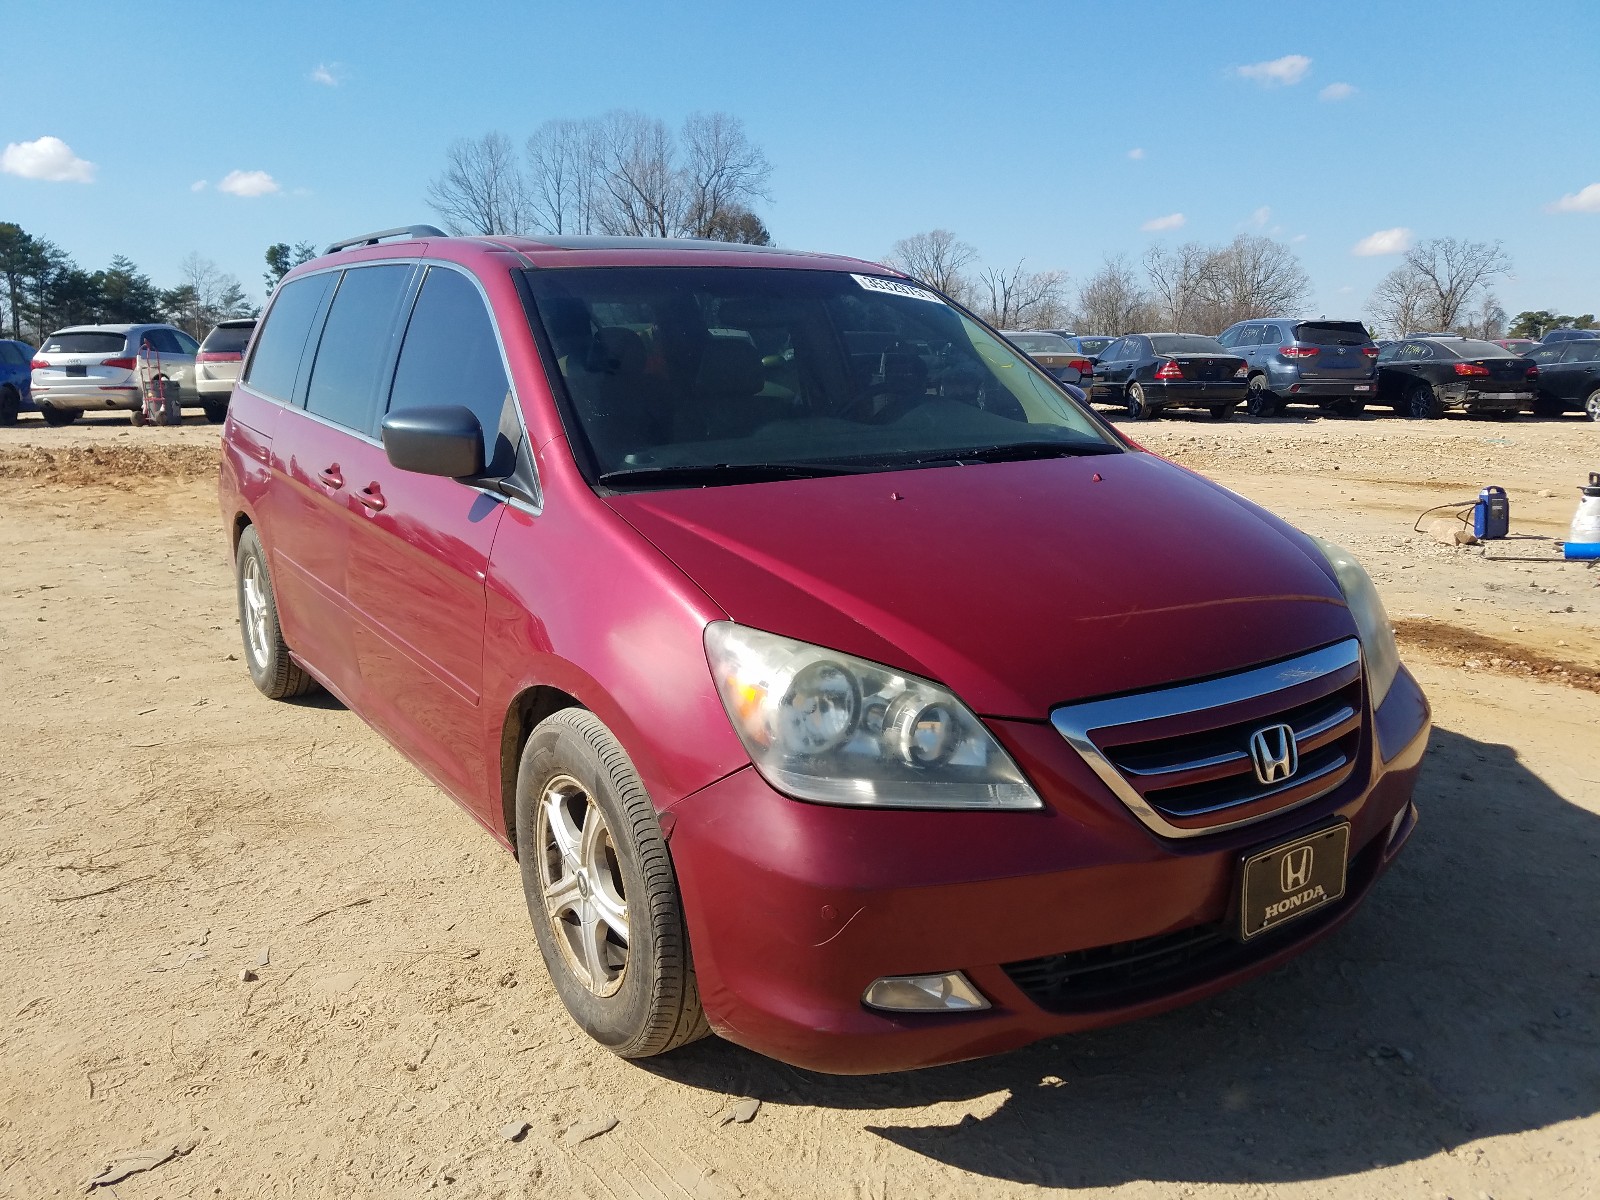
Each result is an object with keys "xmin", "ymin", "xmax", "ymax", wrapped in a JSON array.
[
  {"xmin": 1234, "ymin": 55, "xmax": 1311, "ymax": 87},
  {"xmin": 1, "ymin": 136, "xmax": 96, "ymax": 183},
  {"xmin": 1250, "ymin": 206, "xmax": 1272, "ymax": 228},
  {"xmin": 218, "ymin": 169, "xmax": 281, "ymax": 198},
  {"xmin": 1141, "ymin": 212, "xmax": 1186, "ymax": 233},
  {"xmin": 1127, "ymin": 147, "xmax": 1145, "ymax": 160},
  {"xmin": 310, "ymin": 62, "xmax": 342, "ymax": 86},
  {"xmin": 1548, "ymin": 183, "xmax": 1600, "ymax": 214},
  {"xmin": 1291, "ymin": 233, "xmax": 1308, "ymax": 244},
  {"xmin": 1352, "ymin": 227, "xmax": 1413, "ymax": 256},
  {"xmin": 1319, "ymin": 82, "xmax": 1356, "ymax": 101},
  {"xmin": 190, "ymin": 179, "xmax": 208, "ymax": 192}
]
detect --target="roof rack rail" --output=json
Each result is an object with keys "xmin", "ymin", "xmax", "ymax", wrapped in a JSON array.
[{"xmin": 325, "ymin": 225, "xmax": 447, "ymax": 255}]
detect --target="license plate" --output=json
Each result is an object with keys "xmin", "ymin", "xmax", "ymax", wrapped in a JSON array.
[
  {"xmin": 66, "ymin": 365, "xmax": 87, "ymax": 377},
  {"xmin": 1354, "ymin": 384, "xmax": 1371, "ymax": 392},
  {"xmin": 1480, "ymin": 392, "xmax": 1522, "ymax": 399},
  {"xmin": 1239, "ymin": 824, "xmax": 1349, "ymax": 940}
]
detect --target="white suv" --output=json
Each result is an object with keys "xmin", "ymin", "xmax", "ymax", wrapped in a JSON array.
[{"xmin": 31, "ymin": 323, "xmax": 199, "ymax": 426}]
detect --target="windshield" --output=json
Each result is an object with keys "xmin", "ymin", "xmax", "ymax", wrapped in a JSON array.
[
  {"xmin": 524, "ymin": 267, "xmax": 1117, "ymax": 485},
  {"xmin": 1006, "ymin": 332, "xmax": 1071, "ymax": 354},
  {"xmin": 42, "ymin": 331, "xmax": 127, "ymax": 354},
  {"xmin": 1149, "ymin": 335, "xmax": 1228, "ymax": 355}
]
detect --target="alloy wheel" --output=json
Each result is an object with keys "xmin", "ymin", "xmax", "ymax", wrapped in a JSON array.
[
  {"xmin": 241, "ymin": 554, "xmax": 271, "ymax": 667},
  {"xmin": 1588, "ymin": 389, "xmax": 1600, "ymax": 423},
  {"xmin": 537, "ymin": 775, "xmax": 630, "ymax": 997}
]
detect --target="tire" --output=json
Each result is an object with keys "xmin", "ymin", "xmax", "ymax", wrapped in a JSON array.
[
  {"xmin": 1125, "ymin": 382, "xmax": 1156, "ymax": 420},
  {"xmin": 1327, "ymin": 399, "xmax": 1365, "ymax": 418},
  {"xmin": 203, "ymin": 402, "xmax": 228, "ymax": 424},
  {"xmin": 1587, "ymin": 388, "xmax": 1600, "ymax": 423},
  {"xmin": 1208, "ymin": 404, "xmax": 1235, "ymax": 420},
  {"xmin": 40, "ymin": 406, "xmax": 77, "ymax": 427},
  {"xmin": 516, "ymin": 708, "xmax": 709, "ymax": 1059},
  {"xmin": 1245, "ymin": 375, "xmax": 1280, "ymax": 417},
  {"xmin": 235, "ymin": 525, "xmax": 317, "ymax": 699},
  {"xmin": 0, "ymin": 386, "xmax": 19, "ymax": 426},
  {"xmin": 1531, "ymin": 394, "xmax": 1565, "ymax": 418},
  {"xmin": 130, "ymin": 407, "xmax": 148, "ymax": 427},
  {"xmin": 1407, "ymin": 382, "xmax": 1446, "ymax": 420}
]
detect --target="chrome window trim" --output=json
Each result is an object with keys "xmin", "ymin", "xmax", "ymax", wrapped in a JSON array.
[{"xmin": 1050, "ymin": 639, "xmax": 1362, "ymax": 840}]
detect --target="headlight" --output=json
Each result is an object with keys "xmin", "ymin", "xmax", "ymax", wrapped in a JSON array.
[
  {"xmin": 1309, "ymin": 536, "xmax": 1401, "ymax": 706},
  {"xmin": 704, "ymin": 622, "xmax": 1042, "ymax": 810}
]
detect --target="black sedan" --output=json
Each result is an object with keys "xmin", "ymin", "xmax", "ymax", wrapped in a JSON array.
[
  {"xmin": 1375, "ymin": 338, "xmax": 1537, "ymax": 419},
  {"xmin": 1086, "ymin": 333, "xmax": 1247, "ymax": 419},
  {"xmin": 1527, "ymin": 339, "xmax": 1600, "ymax": 420}
]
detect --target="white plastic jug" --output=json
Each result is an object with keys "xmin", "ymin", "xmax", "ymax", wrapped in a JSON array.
[{"xmin": 1571, "ymin": 472, "xmax": 1600, "ymax": 544}]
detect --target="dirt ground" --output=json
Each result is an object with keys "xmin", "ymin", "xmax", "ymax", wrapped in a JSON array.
[{"xmin": 2, "ymin": 409, "xmax": 1597, "ymax": 1199}]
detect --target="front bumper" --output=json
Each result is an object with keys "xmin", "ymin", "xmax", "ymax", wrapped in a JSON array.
[{"xmin": 667, "ymin": 667, "xmax": 1429, "ymax": 1074}]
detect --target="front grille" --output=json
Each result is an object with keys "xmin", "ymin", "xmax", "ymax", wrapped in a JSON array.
[
  {"xmin": 1051, "ymin": 640, "xmax": 1366, "ymax": 839},
  {"xmin": 1004, "ymin": 834, "xmax": 1381, "ymax": 1013}
]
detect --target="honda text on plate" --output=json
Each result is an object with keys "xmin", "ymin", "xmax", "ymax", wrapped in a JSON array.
[{"xmin": 218, "ymin": 227, "xmax": 1430, "ymax": 1073}]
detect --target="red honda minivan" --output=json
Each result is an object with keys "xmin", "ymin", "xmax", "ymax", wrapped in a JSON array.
[{"xmin": 219, "ymin": 228, "xmax": 1429, "ymax": 1074}]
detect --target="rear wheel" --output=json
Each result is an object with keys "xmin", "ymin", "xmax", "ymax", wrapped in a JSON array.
[
  {"xmin": 1407, "ymin": 382, "xmax": 1445, "ymax": 420},
  {"xmin": 130, "ymin": 407, "xmax": 148, "ymax": 427},
  {"xmin": 1587, "ymin": 388, "xmax": 1600, "ymax": 423},
  {"xmin": 1208, "ymin": 404, "xmax": 1235, "ymax": 420},
  {"xmin": 1531, "ymin": 393, "xmax": 1566, "ymax": 418},
  {"xmin": 1245, "ymin": 375, "xmax": 1280, "ymax": 417},
  {"xmin": 235, "ymin": 526, "xmax": 317, "ymax": 699},
  {"xmin": 0, "ymin": 386, "xmax": 19, "ymax": 426},
  {"xmin": 1125, "ymin": 382, "xmax": 1156, "ymax": 420},
  {"xmin": 1327, "ymin": 398, "xmax": 1365, "ymax": 418},
  {"xmin": 40, "ymin": 406, "xmax": 77, "ymax": 427},
  {"xmin": 516, "ymin": 708, "xmax": 709, "ymax": 1059}
]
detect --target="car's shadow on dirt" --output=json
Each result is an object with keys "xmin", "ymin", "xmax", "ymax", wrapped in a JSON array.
[{"xmin": 642, "ymin": 724, "xmax": 1600, "ymax": 1188}]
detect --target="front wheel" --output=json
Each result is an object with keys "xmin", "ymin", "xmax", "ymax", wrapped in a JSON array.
[
  {"xmin": 1327, "ymin": 398, "xmax": 1365, "ymax": 418},
  {"xmin": 516, "ymin": 708, "xmax": 708, "ymax": 1059},
  {"xmin": 40, "ymin": 406, "xmax": 77, "ymax": 427},
  {"xmin": 1125, "ymin": 382, "xmax": 1156, "ymax": 420},
  {"xmin": 1408, "ymin": 382, "xmax": 1445, "ymax": 420},
  {"xmin": 235, "ymin": 526, "xmax": 317, "ymax": 699},
  {"xmin": 1208, "ymin": 404, "xmax": 1235, "ymax": 420},
  {"xmin": 1531, "ymin": 393, "xmax": 1565, "ymax": 418},
  {"xmin": 1587, "ymin": 388, "xmax": 1600, "ymax": 423}
]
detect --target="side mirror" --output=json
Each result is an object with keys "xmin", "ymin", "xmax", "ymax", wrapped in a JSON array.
[{"xmin": 381, "ymin": 406, "xmax": 485, "ymax": 479}]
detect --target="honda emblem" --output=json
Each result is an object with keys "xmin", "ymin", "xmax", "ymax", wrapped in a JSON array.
[{"xmin": 1249, "ymin": 723, "xmax": 1299, "ymax": 786}]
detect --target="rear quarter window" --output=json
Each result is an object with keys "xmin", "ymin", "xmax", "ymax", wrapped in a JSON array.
[{"xmin": 244, "ymin": 273, "xmax": 336, "ymax": 402}]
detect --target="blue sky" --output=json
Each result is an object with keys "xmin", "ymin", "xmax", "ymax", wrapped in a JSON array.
[{"xmin": 6, "ymin": 0, "xmax": 1598, "ymax": 320}]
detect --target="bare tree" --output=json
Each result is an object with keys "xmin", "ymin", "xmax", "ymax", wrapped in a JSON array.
[
  {"xmin": 426, "ymin": 132, "xmax": 531, "ymax": 235},
  {"xmin": 1458, "ymin": 293, "xmax": 1508, "ymax": 339},
  {"xmin": 163, "ymin": 253, "xmax": 253, "ymax": 338},
  {"xmin": 1143, "ymin": 242, "xmax": 1213, "ymax": 330},
  {"xmin": 1075, "ymin": 255, "xmax": 1158, "ymax": 334},
  {"xmin": 524, "ymin": 119, "xmax": 603, "ymax": 235},
  {"xmin": 975, "ymin": 261, "xmax": 1070, "ymax": 329},
  {"xmin": 591, "ymin": 110, "xmax": 680, "ymax": 238},
  {"xmin": 1367, "ymin": 236, "xmax": 1510, "ymax": 335},
  {"xmin": 680, "ymin": 112, "xmax": 772, "ymax": 239},
  {"xmin": 884, "ymin": 230, "xmax": 978, "ymax": 302},
  {"xmin": 1200, "ymin": 235, "xmax": 1311, "ymax": 331}
]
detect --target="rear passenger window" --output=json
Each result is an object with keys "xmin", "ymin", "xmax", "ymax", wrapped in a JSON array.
[
  {"xmin": 245, "ymin": 273, "xmax": 336, "ymax": 402},
  {"xmin": 304, "ymin": 265, "xmax": 413, "ymax": 433},
  {"xmin": 388, "ymin": 267, "xmax": 514, "ymax": 473},
  {"xmin": 1259, "ymin": 325, "xmax": 1283, "ymax": 347}
]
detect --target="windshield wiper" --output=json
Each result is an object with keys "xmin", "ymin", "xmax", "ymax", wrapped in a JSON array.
[
  {"xmin": 909, "ymin": 440, "xmax": 1121, "ymax": 466},
  {"xmin": 596, "ymin": 461, "xmax": 865, "ymax": 489}
]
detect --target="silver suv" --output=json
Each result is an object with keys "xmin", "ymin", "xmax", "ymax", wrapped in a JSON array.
[
  {"xmin": 31, "ymin": 323, "xmax": 198, "ymax": 426},
  {"xmin": 1216, "ymin": 318, "xmax": 1378, "ymax": 417},
  {"xmin": 194, "ymin": 318, "xmax": 257, "ymax": 422}
]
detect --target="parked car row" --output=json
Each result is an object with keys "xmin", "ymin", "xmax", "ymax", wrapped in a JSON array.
[
  {"xmin": 1005, "ymin": 319, "xmax": 1599, "ymax": 422},
  {"xmin": 8, "ymin": 318, "xmax": 258, "ymax": 426}
]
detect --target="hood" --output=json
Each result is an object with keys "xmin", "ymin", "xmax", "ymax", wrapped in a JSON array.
[{"xmin": 605, "ymin": 452, "xmax": 1354, "ymax": 717}]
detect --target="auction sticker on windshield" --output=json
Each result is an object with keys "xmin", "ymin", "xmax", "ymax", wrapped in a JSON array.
[{"xmin": 852, "ymin": 274, "xmax": 943, "ymax": 303}]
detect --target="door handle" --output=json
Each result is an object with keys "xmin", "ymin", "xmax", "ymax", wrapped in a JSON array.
[
  {"xmin": 356, "ymin": 483, "xmax": 386, "ymax": 513},
  {"xmin": 317, "ymin": 464, "xmax": 344, "ymax": 489}
]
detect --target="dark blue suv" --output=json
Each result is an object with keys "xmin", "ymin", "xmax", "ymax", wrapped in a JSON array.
[
  {"xmin": 1216, "ymin": 319, "xmax": 1378, "ymax": 417},
  {"xmin": 0, "ymin": 339, "xmax": 36, "ymax": 424}
]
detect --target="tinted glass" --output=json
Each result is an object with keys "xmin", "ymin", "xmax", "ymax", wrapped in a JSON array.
[
  {"xmin": 174, "ymin": 330, "xmax": 200, "ymax": 355},
  {"xmin": 1257, "ymin": 325, "xmax": 1284, "ymax": 347},
  {"xmin": 524, "ymin": 267, "xmax": 1114, "ymax": 481},
  {"xmin": 389, "ymin": 267, "xmax": 514, "ymax": 472},
  {"xmin": 1074, "ymin": 337, "xmax": 1113, "ymax": 355},
  {"xmin": 1440, "ymin": 339, "xmax": 1515, "ymax": 359},
  {"xmin": 1007, "ymin": 332, "xmax": 1071, "ymax": 353},
  {"xmin": 201, "ymin": 323, "xmax": 254, "ymax": 353},
  {"xmin": 1233, "ymin": 325, "xmax": 1262, "ymax": 347},
  {"xmin": 1563, "ymin": 340, "xmax": 1600, "ymax": 363},
  {"xmin": 1527, "ymin": 345, "xmax": 1564, "ymax": 364},
  {"xmin": 1293, "ymin": 321, "xmax": 1370, "ymax": 346},
  {"xmin": 304, "ymin": 265, "xmax": 412, "ymax": 432},
  {"xmin": 143, "ymin": 329, "xmax": 182, "ymax": 354},
  {"xmin": 42, "ymin": 331, "xmax": 126, "ymax": 354},
  {"xmin": 245, "ymin": 272, "xmax": 335, "ymax": 402},
  {"xmin": 1150, "ymin": 335, "xmax": 1229, "ymax": 355}
]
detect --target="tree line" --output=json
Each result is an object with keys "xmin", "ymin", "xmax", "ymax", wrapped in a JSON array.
[
  {"xmin": 0, "ymin": 221, "xmax": 257, "ymax": 344},
  {"xmin": 887, "ymin": 230, "xmax": 1528, "ymax": 341},
  {"xmin": 426, "ymin": 110, "xmax": 773, "ymax": 244}
]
